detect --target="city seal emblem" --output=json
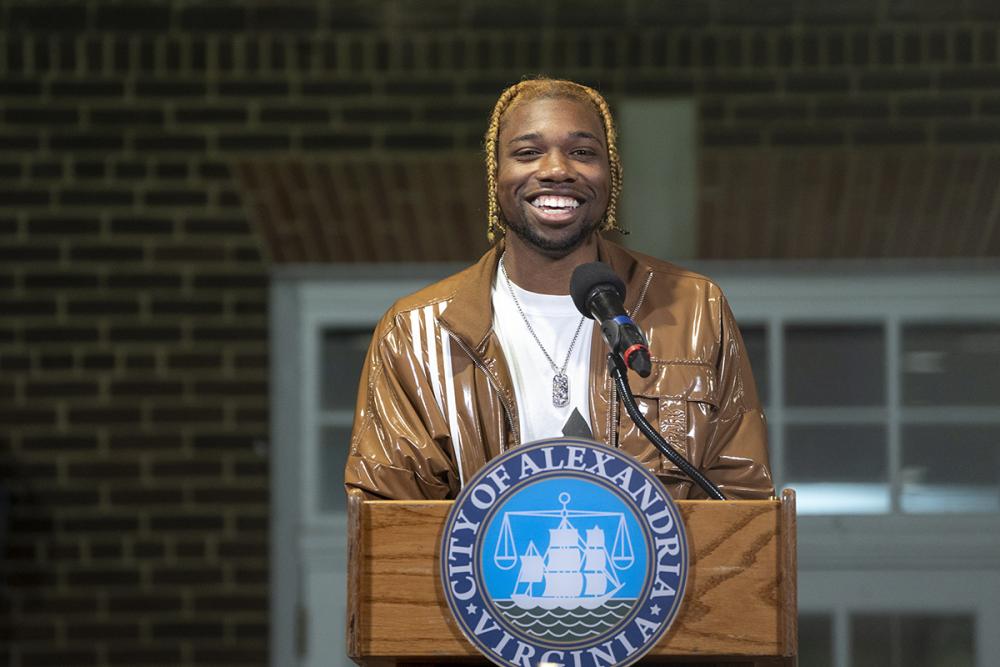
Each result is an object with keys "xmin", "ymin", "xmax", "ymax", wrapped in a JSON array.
[{"xmin": 441, "ymin": 437, "xmax": 688, "ymax": 667}]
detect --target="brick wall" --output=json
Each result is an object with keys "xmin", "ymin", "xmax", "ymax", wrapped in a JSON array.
[{"xmin": 2, "ymin": 1, "xmax": 999, "ymax": 665}]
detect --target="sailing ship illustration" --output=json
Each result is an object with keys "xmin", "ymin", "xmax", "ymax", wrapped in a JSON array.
[{"xmin": 493, "ymin": 492, "xmax": 636, "ymax": 610}]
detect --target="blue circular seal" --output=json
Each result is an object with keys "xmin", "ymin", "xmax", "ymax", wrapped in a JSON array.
[{"xmin": 441, "ymin": 438, "xmax": 688, "ymax": 667}]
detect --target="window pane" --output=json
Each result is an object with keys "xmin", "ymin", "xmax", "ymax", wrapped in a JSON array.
[
  {"xmin": 320, "ymin": 426, "xmax": 353, "ymax": 513},
  {"xmin": 322, "ymin": 328, "xmax": 373, "ymax": 411},
  {"xmin": 901, "ymin": 424, "xmax": 1000, "ymax": 513},
  {"xmin": 799, "ymin": 613, "xmax": 833, "ymax": 667},
  {"xmin": 740, "ymin": 324, "xmax": 769, "ymax": 406},
  {"xmin": 903, "ymin": 323, "xmax": 1000, "ymax": 406},
  {"xmin": 785, "ymin": 325, "xmax": 884, "ymax": 406},
  {"xmin": 785, "ymin": 424, "xmax": 888, "ymax": 514},
  {"xmin": 852, "ymin": 614, "xmax": 974, "ymax": 667}
]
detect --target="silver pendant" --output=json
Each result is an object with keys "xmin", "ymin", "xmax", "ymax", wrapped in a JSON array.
[{"xmin": 552, "ymin": 372, "xmax": 569, "ymax": 408}]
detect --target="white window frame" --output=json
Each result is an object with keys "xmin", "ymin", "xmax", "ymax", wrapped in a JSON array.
[{"xmin": 270, "ymin": 260, "xmax": 1000, "ymax": 667}]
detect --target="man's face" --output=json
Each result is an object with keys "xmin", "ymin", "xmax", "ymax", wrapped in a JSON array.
[{"xmin": 496, "ymin": 97, "xmax": 611, "ymax": 257}]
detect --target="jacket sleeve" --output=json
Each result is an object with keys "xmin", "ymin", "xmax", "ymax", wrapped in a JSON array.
[
  {"xmin": 695, "ymin": 293, "xmax": 775, "ymax": 500},
  {"xmin": 344, "ymin": 310, "xmax": 460, "ymax": 500}
]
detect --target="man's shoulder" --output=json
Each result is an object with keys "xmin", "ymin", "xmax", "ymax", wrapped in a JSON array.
[{"xmin": 607, "ymin": 241, "xmax": 723, "ymax": 298}]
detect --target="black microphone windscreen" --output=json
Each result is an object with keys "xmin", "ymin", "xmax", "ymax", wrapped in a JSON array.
[{"xmin": 570, "ymin": 262, "xmax": 626, "ymax": 317}]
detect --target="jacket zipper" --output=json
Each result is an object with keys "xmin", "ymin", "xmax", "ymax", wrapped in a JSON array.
[{"xmin": 440, "ymin": 323, "xmax": 520, "ymax": 452}]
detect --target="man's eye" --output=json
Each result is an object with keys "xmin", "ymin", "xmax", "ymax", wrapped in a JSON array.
[{"xmin": 514, "ymin": 149, "xmax": 541, "ymax": 158}]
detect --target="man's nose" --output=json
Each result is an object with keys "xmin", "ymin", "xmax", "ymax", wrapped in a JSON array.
[{"xmin": 537, "ymin": 151, "xmax": 576, "ymax": 182}]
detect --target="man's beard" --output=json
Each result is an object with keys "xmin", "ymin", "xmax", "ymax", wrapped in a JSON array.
[{"xmin": 502, "ymin": 214, "xmax": 601, "ymax": 257}]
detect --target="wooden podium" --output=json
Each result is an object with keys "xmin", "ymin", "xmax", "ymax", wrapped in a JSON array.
[{"xmin": 347, "ymin": 488, "xmax": 797, "ymax": 666}]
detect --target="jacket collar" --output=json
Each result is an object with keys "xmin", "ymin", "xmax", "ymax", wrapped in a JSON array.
[{"xmin": 439, "ymin": 233, "xmax": 654, "ymax": 355}]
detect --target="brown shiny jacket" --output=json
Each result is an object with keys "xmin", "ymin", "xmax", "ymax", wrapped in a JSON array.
[{"xmin": 345, "ymin": 237, "xmax": 774, "ymax": 500}]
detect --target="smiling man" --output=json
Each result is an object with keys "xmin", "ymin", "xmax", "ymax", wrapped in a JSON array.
[{"xmin": 345, "ymin": 78, "xmax": 773, "ymax": 501}]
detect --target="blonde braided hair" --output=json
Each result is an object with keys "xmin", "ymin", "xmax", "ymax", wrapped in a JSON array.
[{"xmin": 484, "ymin": 77, "xmax": 625, "ymax": 243}]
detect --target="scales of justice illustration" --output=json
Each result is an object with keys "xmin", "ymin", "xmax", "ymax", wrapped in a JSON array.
[{"xmin": 491, "ymin": 492, "xmax": 638, "ymax": 611}]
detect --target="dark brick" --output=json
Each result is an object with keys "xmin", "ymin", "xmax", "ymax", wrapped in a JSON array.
[
  {"xmin": 25, "ymin": 272, "xmax": 99, "ymax": 289},
  {"xmin": 74, "ymin": 161, "xmax": 106, "ymax": 179},
  {"xmin": 131, "ymin": 133, "xmax": 207, "ymax": 151},
  {"xmin": 151, "ymin": 299, "xmax": 224, "ymax": 316},
  {"xmin": 31, "ymin": 162, "xmax": 62, "ymax": 179},
  {"xmin": 859, "ymin": 71, "xmax": 931, "ymax": 91},
  {"xmin": 191, "ymin": 273, "xmax": 267, "ymax": 289},
  {"xmin": 108, "ymin": 326, "xmax": 181, "ymax": 343},
  {"xmin": 301, "ymin": 80, "xmax": 373, "ymax": 96},
  {"xmin": 108, "ymin": 434, "xmax": 182, "ymax": 451},
  {"xmin": 114, "ymin": 161, "xmax": 147, "ymax": 179},
  {"xmin": 703, "ymin": 128, "xmax": 762, "ymax": 147},
  {"xmin": 124, "ymin": 353, "xmax": 155, "ymax": 370},
  {"xmin": 889, "ymin": 0, "xmax": 963, "ymax": 21},
  {"xmin": 218, "ymin": 134, "xmax": 291, "ymax": 150},
  {"xmin": 234, "ymin": 458, "xmax": 268, "ymax": 476},
  {"xmin": 0, "ymin": 162, "xmax": 21, "ymax": 178},
  {"xmin": 853, "ymin": 124, "xmax": 927, "ymax": 144},
  {"xmin": 110, "ymin": 216, "xmax": 174, "ymax": 235},
  {"xmin": 232, "ymin": 247, "xmax": 263, "ymax": 263},
  {"xmin": 193, "ymin": 434, "xmax": 257, "ymax": 451},
  {"xmin": 817, "ymin": 99, "xmax": 889, "ymax": 119},
  {"xmin": 68, "ymin": 408, "xmax": 142, "ymax": 424},
  {"xmin": 19, "ymin": 650, "xmax": 96, "ymax": 667},
  {"xmin": 786, "ymin": 72, "xmax": 851, "ymax": 93},
  {"xmin": 67, "ymin": 299, "xmax": 140, "ymax": 315},
  {"xmin": 94, "ymin": 4, "xmax": 170, "ymax": 30},
  {"xmin": 941, "ymin": 69, "xmax": 1000, "ymax": 90},
  {"xmin": 0, "ymin": 245, "xmax": 60, "ymax": 262},
  {"xmin": 9, "ymin": 5, "xmax": 87, "ymax": 31},
  {"xmin": 109, "ymin": 488, "xmax": 184, "ymax": 505},
  {"xmin": 194, "ymin": 487, "xmax": 267, "ymax": 503},
  {"xmin": 70, "ymin": 245, "xmax": 144, "ymax": 262},
  {"xmin": 106, "ymin": 272, "xmax": 181, "ymax": 289},
  {"xmin": 50, "ymin": 80, "xmax": 124, "ymax": 97},
  {"xmin": 801, "ymin": 0, "xmax": 875, "ymax": 22},
  {"xmin": 153, "ymin": 245, "xmax": 226, "ymax": 262},
  {"xmin": 168, "ymin": 353, "xmax": 223, "ymax": 369},
  {"xmin": 24, "ymin": 327, "xmax": 99, "ymax": 344},
  {"xmin": 110, "ymin": 380, "xmax": 184, "ymax": 396},
  {"xmin": 261, "ymin": 106, "xmax": 331, "ymax": 123},
  {"xmin": 179, "ymin": 6, "xmax": 246, "ymax": 30},
  {"xmin": 194, "ymin": 593, "xmax": 267, "ymax": 613},
  {"xmin": 249, "ymin": 5, "xmax": 318, "ymax": 30},
  {"xmin": 0, "ymin": 189, "xmax": 49, "ymax": 206},
  {"xmin": 149, "ymin": 514, "xmax": 225, "ymax": 531},
  {"xmin": 703, "ymin": 76, "xmax": 776, "ymax": 94},
  {"xmin": 155, "ymin": 162, "xmax": 187, "ymax": 180},
  {"xmin": 718, "ymin": 0, "xmax": 794, "ymax": 24},
  {"xmin": 0, "ymin": 134, "xmax": 40, "ymax": 150},
  {"xmin": 4, "ymin": 107, "xmax": 79, "ymax": 124},
  {"xmin": 772, "ymin": 126, "xmax": 845, "ymax": 145},
  {"xmin": 152, "ymin": 621, "xmax": 225, "ymax": 641},
  {"xmin": 61, "ymin": 516, "xmax": 140, "ymax": 532},
  {"xmin": 59, "ymin": 189, "xmax": 133, "ymax": 207},
  {"xmin": 66, "ymin": 623, "xmax": 140, "ymax": 642},
  {"xmin": 68, "ymin": 462, "xmax": 141, "ymax": 479},
  {"xmin": 385, "ymin": 79, "xmax": 455, "ymax": 96},
  {"xmin": 22, "ymin": 435, "xmax": 98, "ymax": 451},
  {"xmin": 143, "ymin": 189, "xmax": 208, "ymax": 207},
  {"xmin": 0, "ymin": 299, "xmax": 56, "ymax": 316},
  {"xmin": 899, "ymin": 97, "xmax": 972, "ymax": 117},
  {"xmin": 133, "ymin": 542, "xmax": 167, "ymax": 558},
  {"xmin": 108, "ymin": 595, "xmax": 182, "ymax": 613},
  {"xmin": 66, "ymin": 569, "xmax": 139, "ymax": 588},
  {"xmin": 82, "ymin": 353, "xmax": 115, "ymax": 369},
  {"xmin": 194, "ymin": 381, "xmax": 267, "ymax": 396},
  {"xmin": 300, "ymin": 133, "xmax": 373, "ymax": 150},
  {"xmin": 152, "ymin": 460, "xmax": 223, "ymax": 477},
  {"xmin": 218, "ymin": 80, "xmax": 289, "ymax": 96},
  {"xmin": 150, "ymin": 407, "xmax": 224, "ymax": 422},
  {"xmin": 384, "ymin": 133, "xmax": 453, "ymax": 150},
  {"xmin": 135, "ymin": 80, "xmax": 207, "ymax": 97},
  {"xmin": 938, "ymin": 123, "xmax": 1000, "ymax": 143}
]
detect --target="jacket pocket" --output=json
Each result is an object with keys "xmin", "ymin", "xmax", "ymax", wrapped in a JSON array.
[{"xmin": 619, "ymin": 361, "xmax": 718, "ymax": 476}]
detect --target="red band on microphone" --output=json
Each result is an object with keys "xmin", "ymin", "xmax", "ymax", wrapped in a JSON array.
[{"xmin": 623, "ymin": 343, "xmax": 649, "ymax": 369}]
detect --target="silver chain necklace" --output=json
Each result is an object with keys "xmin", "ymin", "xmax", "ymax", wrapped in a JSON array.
[{"xmin": 499, "ymin": 256, "xmax": 586, "ymax": 408}]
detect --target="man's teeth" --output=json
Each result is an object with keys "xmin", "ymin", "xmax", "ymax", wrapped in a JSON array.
[{"xmin": 531, "ymin": 195, "xmax": 580, "ymax": 209}]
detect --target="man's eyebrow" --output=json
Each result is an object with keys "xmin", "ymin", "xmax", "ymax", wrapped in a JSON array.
[{"xmin": 508, "ymin": 130, "xmax": 603, "ymax": 144}]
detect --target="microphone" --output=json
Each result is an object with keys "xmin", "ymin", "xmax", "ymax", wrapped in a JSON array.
[{"xmin": 570, "ymin": 262, "xmax": 652, "ymax": 378}]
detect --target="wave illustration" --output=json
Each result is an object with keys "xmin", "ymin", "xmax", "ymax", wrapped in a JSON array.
[{"xmin": 495, "ymin": 600, "xmax": 636, "ymax": 642}]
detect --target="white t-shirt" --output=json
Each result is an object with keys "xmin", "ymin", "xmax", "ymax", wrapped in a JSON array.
[{"xmin": 492, "ymin": 270, "xmax": 594, "ymax": 443}]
